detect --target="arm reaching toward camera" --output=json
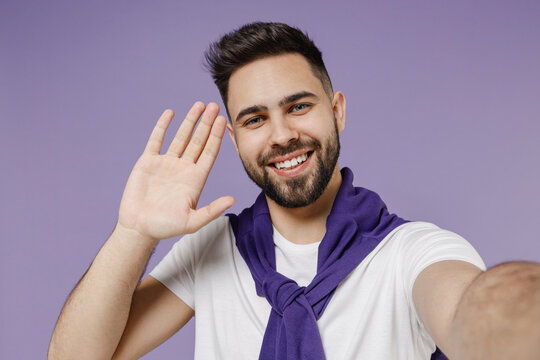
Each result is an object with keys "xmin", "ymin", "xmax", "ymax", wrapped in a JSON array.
[
  {"xmin": 414, "ymin": 260, "xmax": 540, "ymax": 360},
  {"xmin": 48, "ymin": 102, "xmax": 234, "ymax": 360}
]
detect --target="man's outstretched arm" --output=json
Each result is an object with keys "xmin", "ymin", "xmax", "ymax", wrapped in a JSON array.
[
  {"xmin": 414, "ymin": 260, "xmax": 540, "ymax": 360},
  {"xmin": 448, "ymin": 261, "xmax": 540, "ymax": 359},
  {"xmin": 48, "ymin": 103, "xmax": 234, "ymax": 359}
]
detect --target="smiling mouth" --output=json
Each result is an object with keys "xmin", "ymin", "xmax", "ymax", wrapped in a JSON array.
[{"xmin": 271, "ymin": 151, "xmax": 312, "ymax": 170}]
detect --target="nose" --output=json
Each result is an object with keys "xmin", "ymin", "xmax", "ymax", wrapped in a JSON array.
[{"xmin": 268, "ymin": 114, "xmax": 299, "ymax": 148}]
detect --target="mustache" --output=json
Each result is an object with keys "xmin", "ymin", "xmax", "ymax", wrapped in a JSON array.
[{"xmin": 257, "ymin": 138, "xmax": 322, "ymax": 166}]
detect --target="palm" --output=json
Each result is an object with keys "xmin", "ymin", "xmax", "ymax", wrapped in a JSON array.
[{"xmin": 117, "ymin": 103, "xmax": 234, "ymax": 241}]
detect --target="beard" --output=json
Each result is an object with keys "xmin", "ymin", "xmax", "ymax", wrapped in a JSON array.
[{"xmin": 239, "ymin": 122, "xmax": 340, "ymax": 208}]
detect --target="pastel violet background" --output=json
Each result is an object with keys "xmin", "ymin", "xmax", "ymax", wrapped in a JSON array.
[{"xmin": 1, "ymin": 0, "xmax": 539, "ymax": 358}]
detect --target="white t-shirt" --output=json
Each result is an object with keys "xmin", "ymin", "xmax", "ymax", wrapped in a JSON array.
[{"xmin": 149, "ymin": 217, "xmax": 485, "ymax": 359}]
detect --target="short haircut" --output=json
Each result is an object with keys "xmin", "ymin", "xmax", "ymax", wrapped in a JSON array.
[{"xmin": 204, "ymin": 22, "xmax": 334, "ymax": 118}]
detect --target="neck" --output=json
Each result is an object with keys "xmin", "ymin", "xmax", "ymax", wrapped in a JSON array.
[{"xmin": 266, "ymin": 165, "xmax": 342, "ymax": 245}]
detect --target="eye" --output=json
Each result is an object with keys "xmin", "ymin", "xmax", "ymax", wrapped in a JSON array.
[
  {"xmin": 290, "ymin": 103, "xmax": 311, "ymax": 113},
  {"xmin": 243, "ymin": 116, "xmax": 264, "ymax": 127}
]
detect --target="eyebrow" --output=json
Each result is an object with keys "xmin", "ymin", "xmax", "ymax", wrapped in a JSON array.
[
  {"xmin": 234, "ymin": 91, "xmax": 319, "ymax": 124},
  {"xmin": 278, "ymin": 91, "xmax": 318, "ymax": 107},
  {"xmin": 235, "ymin": 105, "xmax": 268, "ymax": 124}
]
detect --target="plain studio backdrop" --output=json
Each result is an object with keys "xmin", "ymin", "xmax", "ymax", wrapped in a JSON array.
[{"xmin": 1, "ymin": 1, "xmax": 539, "ymax": 358}]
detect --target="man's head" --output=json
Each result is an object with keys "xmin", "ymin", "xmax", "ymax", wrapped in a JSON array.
[
  {"xmin": 204, "ymin": 22, "xmax": 346, "ymax": 208},
  {"xmin": 204, "ymin": 22, "xmax": 334, "ymax": 118}
]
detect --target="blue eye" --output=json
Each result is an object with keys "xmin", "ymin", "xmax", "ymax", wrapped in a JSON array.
[
  {"xmin": 244, "ymin": 117, "xmax": 262, "ymax": 127},
  {"xmin": 291, "ymin": 103, "xmax": 309, "ymax": 112}
]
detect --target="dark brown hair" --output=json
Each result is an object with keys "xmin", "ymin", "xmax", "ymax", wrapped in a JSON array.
[{"xmin": 204, "ymin": 22, "xmax": 333, "ymax": 118}]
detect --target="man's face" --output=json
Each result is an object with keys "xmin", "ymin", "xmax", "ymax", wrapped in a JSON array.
[{"xmin": 227, "ymin": 53, "xmax": 345, "ymax": 208}]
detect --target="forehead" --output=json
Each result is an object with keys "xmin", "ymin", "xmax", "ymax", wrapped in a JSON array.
[{"xmin": 227, "ymin": 53, "xmax": 326, "ymax": 119}]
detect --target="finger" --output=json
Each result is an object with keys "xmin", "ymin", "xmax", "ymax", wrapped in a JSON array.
[
  {"xmin": 196, "ymin": 115, "xmax": 227, "ymax": 173},
  {"xmin": 182, "ymin": 102, "xmax": 220, "ymax": 162},
  {"xmin": 185, "ymin": 196, "xmax": 235, "ymax": 234},
  {"xmin": 144, "ymin": 109, "xmax": 175, "ymax": 155},
  {"xmin": 166, "ymin": 101, "xmax": 206, "ymax": 157}
]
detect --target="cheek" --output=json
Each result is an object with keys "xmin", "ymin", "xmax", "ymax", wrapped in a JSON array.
[
  {"xmin": 299, "ymin": 122, "xmax": 333, "ymax": 142},
  {"xmin": 301, "ymin": 108, "xmax": 335, "ymax": 134},
  {"xmin": 237, "ymin": 129, "xmax": 269, "ymax": 153},
  {"xmin": 237, "ymin": 137, "xmax": 262, "ymax": 163}
]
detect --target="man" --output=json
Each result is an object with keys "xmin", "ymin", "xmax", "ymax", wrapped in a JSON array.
[{"xmin": 49, "ymin": 22, "xmax": 540, "ymax": 360}]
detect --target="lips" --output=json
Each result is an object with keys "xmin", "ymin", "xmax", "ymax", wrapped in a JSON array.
[
  {"xmin": 268, "ymin": 150, "xmax": 311, "ymax": 168},
  {"xmin": 259, "ymin": 139, "xmax": 321, "ymax": 177},
  {"xmin": 266, "ymin": 151, "xmax": 313, "ymax": 178},
  {"xmin": 273, "ymin": 152, "xmax": 309, "ymax": 170}
]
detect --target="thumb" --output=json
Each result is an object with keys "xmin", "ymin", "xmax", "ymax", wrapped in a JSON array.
[{"xmin": 185, "ymin": 196, "xmax": 236, "ymax": 234}]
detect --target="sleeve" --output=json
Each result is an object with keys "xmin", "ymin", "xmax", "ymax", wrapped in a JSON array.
[
  {"xmin": 148, "ymin": 216, "xmax": 229, "ymax": 310},
  {"xmin": 399, "ymin": 221, "xmax": 487, "ymax": 304}
]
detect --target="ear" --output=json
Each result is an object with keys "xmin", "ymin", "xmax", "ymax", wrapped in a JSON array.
[
  {"xmin": 332, "ymin": 91, "xmax": 346, "ymax": 133},
  {"xmin": 227, "ymin": 122, "xmax": 239, "ymax": 153}
]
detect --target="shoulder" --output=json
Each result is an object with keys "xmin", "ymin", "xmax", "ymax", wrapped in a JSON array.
[
  {"xmin": 192, "ymin": 215, "xmax": 231, "ymax": 237},
  {"xmin": 177, "ymin": 216, "xmax": 232, "ymax": 242},
  {"xmin": 374, "ymin": 221, "xmax": 485, "ymax": 289},
  {"xmin": 397, "ymin": 220, "xmax": 485, "ymax": 265},
  {"xmin": 162, "ymin": 216, "xmax": 234, "ymax": 263},
  {"xmin": 386, "ymin": 221, "xmax": 481, "ymax": 258},
  {"xmin": 391, "ymin": 220, "xmax": 449, "ymax": 240},
  {"xmin": 149, "ymin": 216, "xmax": 234, "ymax": 281},
  {"xmin": 387, "ymin": 221, "xmax": 486, "ymax": 294}
]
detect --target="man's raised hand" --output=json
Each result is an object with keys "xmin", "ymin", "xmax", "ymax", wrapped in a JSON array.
[{"xmin": 117, "ymin": 102, "xmax": 235, "ymax": 243}]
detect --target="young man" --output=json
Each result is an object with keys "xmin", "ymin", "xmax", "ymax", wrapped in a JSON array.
[{"xmin": 49, "ymin": 22, "xmax": 540, "ymax": 360}]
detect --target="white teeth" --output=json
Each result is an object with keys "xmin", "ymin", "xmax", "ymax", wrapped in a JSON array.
[{"xmin": 274, "ymin": 153, "xmax": 308, "ymax": 170}]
